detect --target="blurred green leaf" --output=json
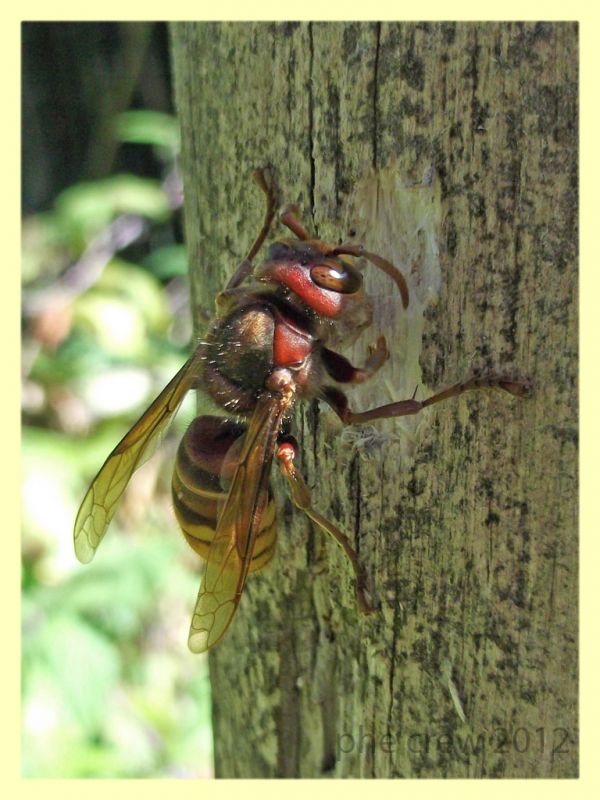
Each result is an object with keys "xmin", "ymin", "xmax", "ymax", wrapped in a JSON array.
[
  {"xmin": 73, "ymin": 541, "xmax": 174, "ymax": 639},
  {"xmin": 115, "ymin": 110, "xmax": 180, "ymax": 157},
  {"xmin": 55, "ymin": 175, "xmax": 171, "ymax": 249},
  {"xmin": 22, "ymin": 213, "xmax": 69, "ymax": 285},
  {"xmin": 52, "ymin": 741, "xmax": 128, "ymax": 779},
  {"xmin": 76, "ymin": 366, "xmax": 153, "ymax": 418},
  {"xmin": 22, "ymin": 451, "xmax": 75, "ymax": 548},
  {"xmin": 29, "ymin": 327, "xmax": 113, "ymax": 386},
  {"xmin": 23, "ymin": 421, "xmax": 128, "ymax": 486},
  {"xmin": 97, "ymin": 259, "xmax": 171, "ymax": 331},
  {"xmin": 71, "ymin": 260, "xmax": 171, "ymax": 358},
  {"xmin": 143, "ymin": 244, "xmax": 189, "ymax": 279},
  {"xmin": 74, "ymin": 292, "xmax": 146, "ymax": 357},
  {"xmin": 23, "ymin": 424, "xmax": 83, "ymax": 468},
  {"xmin": 23, "ymin": 614, "xmax": 121, "ymax": 734}
]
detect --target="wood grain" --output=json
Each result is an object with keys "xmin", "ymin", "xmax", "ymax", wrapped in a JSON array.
[{"xmin": 170, "ymin": 21, "xmax": 577, "ymax": 778}]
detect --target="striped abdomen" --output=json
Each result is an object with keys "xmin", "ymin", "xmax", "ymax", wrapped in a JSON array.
[{"xmin": 172, "ymin": 416, "xmax": 276, "ymax": 573}]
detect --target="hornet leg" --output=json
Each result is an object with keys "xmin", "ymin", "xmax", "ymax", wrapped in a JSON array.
[
  {"xmin": 276, "ymin": 438, "xmax": 375, "ymax": 614},
  {"xmin": 321, "ymin": 376, "xmax": 532, "ymax": 425},
  {"xmin": 321, "ymin": 336, "xmax": 389, "ymax": 384}
]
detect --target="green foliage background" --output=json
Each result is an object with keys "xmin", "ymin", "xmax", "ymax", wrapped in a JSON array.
[{"xmin": 22, "ymin": 106, "xmax": 213, "ymax": 778}]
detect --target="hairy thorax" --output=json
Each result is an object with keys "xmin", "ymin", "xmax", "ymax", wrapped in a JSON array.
[{"xmin": 199, "ymin": 295, "xmax": 324, "ymax": 415}]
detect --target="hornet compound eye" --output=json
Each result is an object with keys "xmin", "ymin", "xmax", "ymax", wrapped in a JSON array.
[{"xmin": 310, "ymin": 260, "xmax": 363, "ymax": 294}]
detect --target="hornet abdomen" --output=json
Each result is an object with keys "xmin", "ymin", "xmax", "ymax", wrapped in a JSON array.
[{"xmin": 172, "ymin": 415, "xmax": 277, "ymax": 573}]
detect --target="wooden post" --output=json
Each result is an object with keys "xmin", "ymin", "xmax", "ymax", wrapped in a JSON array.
[{"xmin": 170, "ymin": 21, "xmax": 577, "ymax": 778}]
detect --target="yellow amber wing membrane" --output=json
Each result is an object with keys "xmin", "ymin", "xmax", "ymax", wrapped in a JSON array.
[
  {"xmin": 188, "ymin": 392, "xmax": 289, "ymax": 653},
  {"xmin": 73, "ymin": 354, "xmax": 200, "ymax": 564}
]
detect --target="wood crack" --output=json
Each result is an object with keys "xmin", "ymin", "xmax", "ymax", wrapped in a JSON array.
[
  {"xmin": 372, "ymin": 22, "xmax": 381, "ymax": 169},
  {"xmin": 307, "ymin": 21, "xmax": 316, "ymax": 225}
]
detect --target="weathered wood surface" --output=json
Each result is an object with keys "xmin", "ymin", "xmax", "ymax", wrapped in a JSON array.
[{"xmin": 170, "ymin": 21, "xmax": 577, "ymax": 778}]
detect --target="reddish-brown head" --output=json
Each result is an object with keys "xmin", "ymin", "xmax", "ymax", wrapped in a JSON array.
[{"xmin": 255, "ymin": 240, "xmax": 364, "ymax": 318}]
